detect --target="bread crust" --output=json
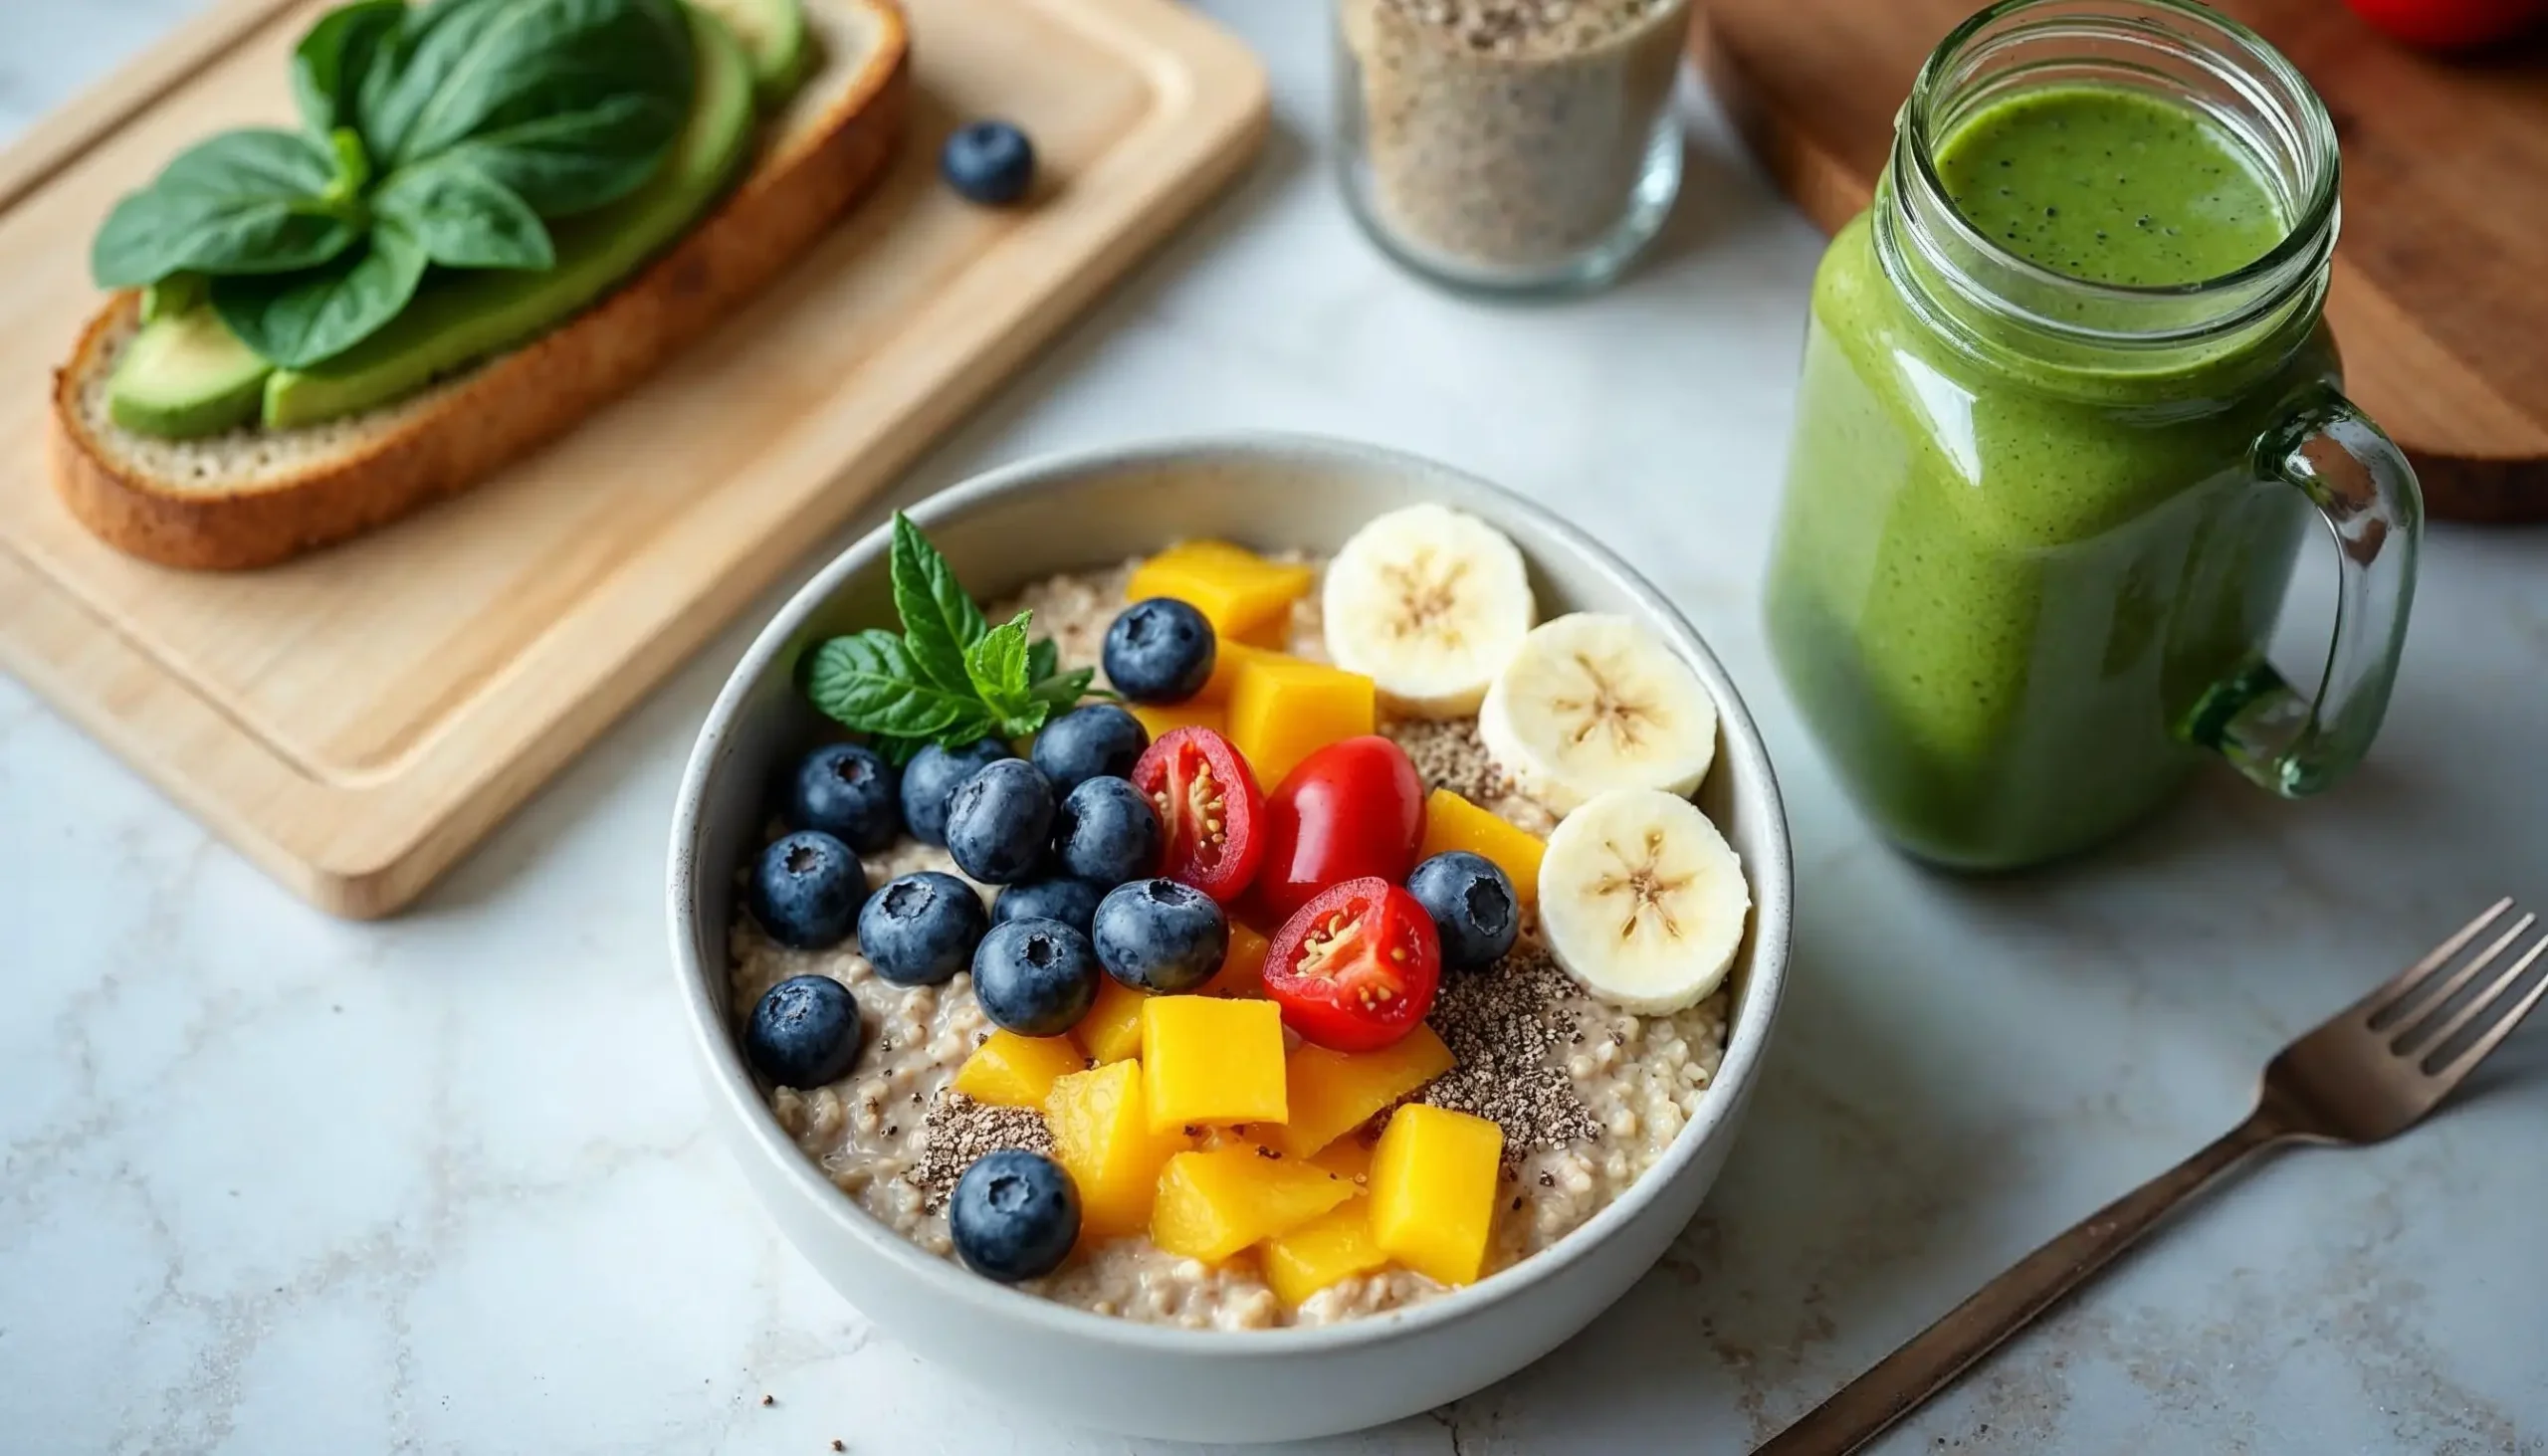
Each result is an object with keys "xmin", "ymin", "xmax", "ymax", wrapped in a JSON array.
[{"xmin": 51, "ymin": 3, "xmax": 909, "ymax": 571}]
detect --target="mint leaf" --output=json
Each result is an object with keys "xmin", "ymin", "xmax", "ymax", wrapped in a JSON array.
[
  {"xmin": 965, "ymin": 611, "xmax": 1036, "ymax": 720},
  {"xmin": 891, "ymin": 513, "xmax": 986, "ymax": 695},
  {"xmin": 1028, "ymin": 667, "xmax": 1098, "ymax": 708},
  {"xmin": 1026, "ymin": 636, "xmax": 1059, "ymax": 687},
  {"xmin": 804, "ymin": 630, "xmax": 981, "ymax": 739}
]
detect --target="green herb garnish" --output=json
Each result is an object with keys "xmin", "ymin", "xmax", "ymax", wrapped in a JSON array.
[
  {"xmin": 804, "ymin": 515, "xmax": 1104, "ymax": 760},
  {"xmin": 90, "ymin": 0, "xmax": 697, "ymax": 368}
]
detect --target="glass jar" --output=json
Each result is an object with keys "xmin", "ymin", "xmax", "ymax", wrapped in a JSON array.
[
  {"xmin": 1333, "ymin": 0, "xmax": 1690, "ymax": 294},
  {"xmin": 1762, "ymin": 0, "xmax": 2421, "ymax": 870}
]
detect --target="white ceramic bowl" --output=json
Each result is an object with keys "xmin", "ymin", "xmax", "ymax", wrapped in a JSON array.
[{"xmin": 667, "ymin": 435, "xmax": 1793, "ymax": 1443}]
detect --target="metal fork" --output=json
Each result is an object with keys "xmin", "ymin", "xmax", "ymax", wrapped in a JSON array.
[{"xmin": 1757, "ymin": 899, "xmax": 2548, "ymax": 1456}]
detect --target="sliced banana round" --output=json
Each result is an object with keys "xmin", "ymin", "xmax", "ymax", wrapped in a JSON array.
[
  {"xmin": 1538, "ymin": 788, "xmax": 1749, "ymax": 1013},
  {"xmin": 1476, "ymin": 612, "xmax": 1718, "ymax": 815},
  {"xmin": 1322, "ymin": 504, "xmax": 1536, "ymax": 719}
]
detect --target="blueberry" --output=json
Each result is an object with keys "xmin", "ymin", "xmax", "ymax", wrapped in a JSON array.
[
  {"xmin": 971, "ymin": 918, "xmax": 1100, "ymax": 1035},
  {"xmin": 857, "ymin": 871, "xmax": 989, "ymax": 986},
  {"xmin": 1406, "ymin": 851, "xmax": 1519, "ymax": 972},
  {"xmin": 751, "ymin": 830, "xmax": 866, "ymax": 948},
  {"xmin": 786, "ymin": 743, "xmax": 902, "ymax": 854},
  {"xmin": 994, "ymin": 874, "xmax": 1106, "ymax": 936},
  {"xmin": 1092, "ymin": 878, "xmax": 1229, "ymax": 993},
  {"xmin": 1102, "ymin": 598, "xmax": 1215, "ymax": 704},
  {"xmin": 1050, "ymin": 775, "xmax": 1162, "ymax": 887},
  {"xmin": 903, "ymin": 737, "xmax": 1011, "ymax": 847},
  {"xmin": 950, "ymin": 1148, "xmax": 1079, "ymax": 1283},
  {"xmin": 1031, "ymin": 705, "xmax": 1150, "ymax": 795},
  {"xmin": 945, "ymin": 758, "xmax": 1057, "ymax": 885},
  {"xmin": 941, "ymin": 119, "xmax": 1036, "ymax": 206},
  {"xmin": 744, "ymin": 974, "xmax": 864, "ymax": 1088}
]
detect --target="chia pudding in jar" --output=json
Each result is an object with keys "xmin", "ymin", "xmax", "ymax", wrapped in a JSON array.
[{"xmin": 1336, "ymin": 0, "xmax": 1691, "ymax": 291}]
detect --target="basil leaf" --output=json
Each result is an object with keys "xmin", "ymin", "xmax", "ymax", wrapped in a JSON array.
[
  {"xmin": 375, "ymin": 159, "xmax": 553, "ymax": 270},
  {"xmin": 360, "ymin": 0, "xmax": 693, "ymax": 178},
  {"xmin": 965, "ymin": 613, "xmax": 1036, "ymax": 721},
  {"xmin": 211, "ymin": 219, "xmax": 428, "ymax": 367},
  {"xmin": 433, "ymin": 91, "xmax": 691, "ymax": 217},
  {"xmin": 804, "ymin": 630, "xmax": 982, "ymax": 740},
  {"xmin": 1026, "ymin": 637, "xmax": 1059, "ymax": 687},
  {"xmin": 891, "ymin": 513, "xmax": 988, "ymax": 695},
  {"xmin": 292, "ymin": 0, "xmax": 405, "ymax": 138},
  {"xmin": 91, "ymin": 129, "xmax": 357, "ymax": 287}
]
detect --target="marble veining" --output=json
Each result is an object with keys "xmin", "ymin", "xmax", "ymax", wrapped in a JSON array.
[{"xmin": 4, "ymin": 1, "xmax": 2546, "ymax": 1452}]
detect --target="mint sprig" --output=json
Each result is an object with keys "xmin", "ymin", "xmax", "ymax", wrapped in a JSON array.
[{"xmin": 803, "ymin": 514, "xmax": 1104, "ymax": 759}]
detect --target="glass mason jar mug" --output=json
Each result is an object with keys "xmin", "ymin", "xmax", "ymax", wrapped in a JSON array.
[{"xmin": 1762, "ymin": 0, "xmax": 2421, "ymax": 871}]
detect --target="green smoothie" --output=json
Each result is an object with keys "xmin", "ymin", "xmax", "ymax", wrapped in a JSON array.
[{"xmin": 1764, "ymin": 84, "xmax": 2337, "ymax": 868}]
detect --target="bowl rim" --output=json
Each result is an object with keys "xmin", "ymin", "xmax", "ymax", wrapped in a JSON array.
[{"xmin": 667, "ymin": 431, "xmax": 1793, "ymax": 1355}]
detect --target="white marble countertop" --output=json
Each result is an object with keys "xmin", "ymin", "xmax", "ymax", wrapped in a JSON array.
[{"xmin": 6, "ymin": 3, "xmax": 2546, "ymax": 1453}]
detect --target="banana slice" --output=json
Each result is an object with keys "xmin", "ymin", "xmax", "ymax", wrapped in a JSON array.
[
  {"xmin": 1476, "ymin": 613, "xmax": 1718, "ymax": 815},
  {"xmin": 1538, "ymin": 788, "xmax": 1749, "ymax": 1013},
  {"xmin": 1322, "ymin": 504, "xmax": 1536, "ymax": 719}
]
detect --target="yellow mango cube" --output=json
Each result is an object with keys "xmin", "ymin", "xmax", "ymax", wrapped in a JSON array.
[
  {"xmin": 951, "ymin": 1029, "xmax": 1088, "ymax": 1109},
  {"xmin": 1417, "ymin": 788, "xmax": 1547, "ymax": 907},
  {"xmin": 1260, "ymin": 1201, "xmax": 1388, "ymax": 1306},
  {"xmin": 1074, "ymin": 977, "xmax": 1148, "ymax": 1065},
  {"xmin": 1273, "ymin": 1024, "xmax": 1456, "ymax": 1157},
  {"xmin": 1309, "ymin": 1136, "xmax": 1374, "ymax": 1183},
  {"xmin": 1142, "ymin": 995, "xmax": 1288, "ymax": 1132},
  {"xmin": 1369, "ymin": 1104, "xmax": 1504, "ymax": 1287},
  {"xmin": 1198, "ymin": 922, "xmax": 1270, "ymax": 999},
  {"xmin": 1128, "ymin": 540, "xmax": 1314, "ymax": 645},
  {"xmin": 1227, "ymin": 656, "xmax": 1376, "ymax": 788},
  {"xmin": 1196, "ymin": 641, "xmax": 1292, "ymax": 704},
  {"xmin": 1044, "ymin": 1061, "xmax": 1192, "ymax": 1240},
  {"xmin": 1149, "ymin": 1147, "xmax": 1356, "ymax": 1264},
  {"xmin": 1128, "ymin": 700, "xmax": 1227, "ymax": 741}
]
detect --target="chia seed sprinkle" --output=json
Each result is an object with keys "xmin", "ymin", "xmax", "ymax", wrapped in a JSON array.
[
  {"xmin": 1383, "ymin": 717, "xmax": 1516, "ymax": 808},
  {"xmin": 1419, "ymin": 944, "xmax": 1601, "ymax": 1155},
  {"xmin": 913, "ymin": 1093, "xmax": 1052, "ymax": 1208}
]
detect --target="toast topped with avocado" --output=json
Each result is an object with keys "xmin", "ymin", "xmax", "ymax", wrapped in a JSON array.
[{"xmin": 52, "ymin": 0, "xmax": 908, "ymax": 570}]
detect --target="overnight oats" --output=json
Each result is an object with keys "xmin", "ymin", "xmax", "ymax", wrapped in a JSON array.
[{"xmin": 726, "ymin": 507, "xmax": 1751, "ymax": 1330}]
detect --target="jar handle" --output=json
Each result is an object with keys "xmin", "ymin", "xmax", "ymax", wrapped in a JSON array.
[{"xmin": 2188, "ymin": 388, "xmax": 2423, "ymax": 796}]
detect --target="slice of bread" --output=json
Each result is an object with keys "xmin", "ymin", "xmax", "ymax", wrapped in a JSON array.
[{"xmin": 52, "ymin": 0, "xmax": 909, "ymax": 571}]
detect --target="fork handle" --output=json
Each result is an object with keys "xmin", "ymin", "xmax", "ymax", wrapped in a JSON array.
[{"xmin": 1754, "ymin": 1111, "xmax": 2288, "ymax": 1456}]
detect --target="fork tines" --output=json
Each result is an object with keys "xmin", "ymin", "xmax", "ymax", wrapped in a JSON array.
[{"xmin": 2364, "ymin": 898, "xmax": 2548, "ymax": 1078}]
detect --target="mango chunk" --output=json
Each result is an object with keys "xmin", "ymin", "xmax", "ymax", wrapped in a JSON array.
[
  {"xmin": 1128, "ymin": 540, "xmax": 1314, "ymax": 645},
  {"xmin": 1309, "ymin": 1136, "xmax": 1374, "ymax": 1183},
  {"xmin": 1273, "ymin": 1024, "xmax": 1455, "ymax": 1157},
  {"xmin": 1370, "ymin": 1104, "xmax": 1503, "ymax": 1287},
  {"xmin": 1045, "ymin": 1061, "xmax": 1192, "ymax": 1240},
  {"xmin": 1150, "ymin": 1146, "xmax": 1355, "ymax": 1264},
  {"xmin": 1260, "ymin": 1201, "xmax": 1388, "ymax": 1306},
  {"xmin": 1198, "ymin": 922, "xmax": 1270, "ymax": 998},
  {"xmin": 1129, "ymin": 700, "xmax": 1227, "ymax": 741},
  {"xmin": 1142, "ymin": 995, "xmax": 1288, "ymax": 1132},
  {"xmin": 1417, "ymin": 788, "xmax": 1547, "ymax": 907},
  {"xmin": 1196, "ymin": 641, "xmax": 1293, "ymax": 704},
  {"xmin": 1074, "ymin": 977, "xmax": 1149, "ymax": 1065},
  {"xmin": 951, "ymin": 1029, "xmax": 1088, "ymax": 1109},
  {"xmin": 1228, "ymin": 656, "xmax": 1376, "ymax": 788}
]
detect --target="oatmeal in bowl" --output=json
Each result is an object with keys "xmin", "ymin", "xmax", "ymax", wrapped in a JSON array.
[{"xmin": 670, "ymin": 436, "xmax": 1790, "ymax": 1441}]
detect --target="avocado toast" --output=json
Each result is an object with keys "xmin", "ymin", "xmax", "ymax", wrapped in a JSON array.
[{"xmin": 52, "ymin": 0, "xmax": 908, "ymax": 570}]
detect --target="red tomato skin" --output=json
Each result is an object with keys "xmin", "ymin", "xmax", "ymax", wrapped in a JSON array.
[
  {"xmin": 1262, "ymin": 878, "xmax": 1442, "ymax": 1052},
  {"xmin": 1250, "ymin": 735, "xmax": 1426, "ymax": 926},
  {"xmin": 1129, "ymin": 727, "xmax": 1265, "ymax": 905},
  {"xmin": 2343, "ymin": 0, "xmax": 2547, "ymax": 49}
]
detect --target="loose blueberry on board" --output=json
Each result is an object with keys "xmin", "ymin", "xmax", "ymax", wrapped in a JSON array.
[
  {"xmin": 1091, "ymin": 878, "xmax": 1229, "ymax": 993},
  {"xmin": 751, "ymin": 830, "xmax": 866, "ymax": 948},
  {"xmin": 945, "ymin": 758, "xmax": 1058, "ymax": 885},
  {"xmin": 1051, "ymin": 775, "xmax": 1163, "ymax": 887},
  {"xmin": 994, "ymin": 874, "xmax": 1106, "ymax": 936},
  {"xmin": 745, "ymin": 974, "xmax": 864, "ymax": 1088},
  {"xmin": 1405, "ymin": 851, "xmax": 1519, "ymax": 972},
  {"xmin": 787, "ymin": 743, "xmax": 902, "ymax": 854},
  {"xmin": 941, "ymin": 119, "xmax": 1036, "ymax": 206},
  {"xmin": 972, "ymin": 917, "xmax": 1101, "ymax": 1035},
  {"xmin": 857, "ymin": 871, "xmax": 989, "ymax": 986},
  {"xmin": 950, "ymin": 1148, "xmax": 1080, "ymax": 1283},
  {"xmin": 902, "ymin": 737, "xmax": 1011, "ymax": 847},
  {"xmin": 1031, "ymin": 705, "xmax": 1151, "ymax": 795},
  {"xmin": 1102, "ymin": 599, "xmax": 1216, "ymax": 704}
]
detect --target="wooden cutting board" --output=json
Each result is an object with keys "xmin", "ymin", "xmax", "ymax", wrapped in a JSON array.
[
  {"xmin": 1695, "ymin": 0, "xmax": 2548, "ymax": 521},
  {"xmin": 0, "ymin": 0, "xmax": 1265, "ymax": 918}
]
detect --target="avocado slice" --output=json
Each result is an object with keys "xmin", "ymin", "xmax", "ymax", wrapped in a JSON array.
[
  {"xmin": 107, "ymin": 306, "xmax": 272, "ymax": 439},
  {"xmin": 262, "ymin": 4, "xmax": 759, "ymax": 430},
  {"xmin": 694, "ymin": 0, "xmax": 813, "ymax": 110}
]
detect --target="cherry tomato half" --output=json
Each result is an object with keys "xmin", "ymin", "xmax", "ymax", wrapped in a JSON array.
[
  {"xmin": 2343, "ymin": 0, "xmax": 2547, "ymax": 49},
  {"xmin": 1263, "ymin": 878, "xmax": 1442, "ymax": 1052},
  {"xmin": 1250, "ymin": 735, "xmax": 1426, "ymax": 927},
  {"xmin": 1129, "ymin": 727, "xmax": 1264, "ymax": 904}
]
